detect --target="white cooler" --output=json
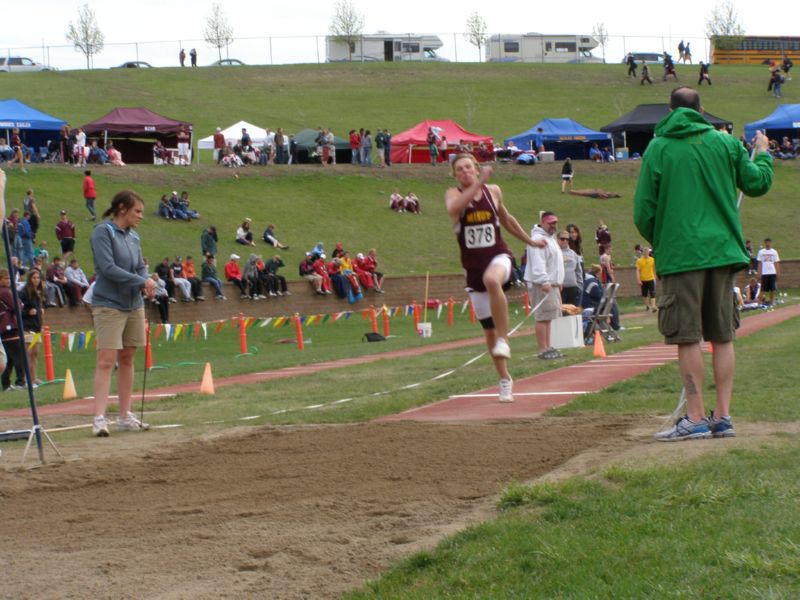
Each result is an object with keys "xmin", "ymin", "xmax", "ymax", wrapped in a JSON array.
[
  {"xmin": 538, "ymin": 151, "xmax": 555, "ymax": 163},
  {"xmin": 550, "ymin": 315, "xmax": 584, "ymax": 349}
]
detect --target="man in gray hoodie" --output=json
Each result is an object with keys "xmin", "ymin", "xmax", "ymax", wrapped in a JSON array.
[{"xmin": 525, "ymin": 211, "xmax": 565, "ymax": 359}]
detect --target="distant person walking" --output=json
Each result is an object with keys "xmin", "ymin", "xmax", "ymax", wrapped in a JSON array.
[
  {"xmin": 634, "ymin": 86, "xmax": 773, "ymax": 441},
  {"xmin": 179, "ymin": 48, "xmax": 186, "ymax": 67},
  {"xmin": 190, "ymin": 48, "xmax": 197, "ymax": 67},
  {"xmin": 698, "ymin": 61, "xmax": 712, "ymax": 85},
  {"xmin": 640, "ymin": 60, "xmax": 654, "ymax": 84},
  {"xmin": 560, "ymin": 158, "xmax": 573, "ymax": 193},
  {"xmin": 83, "ymin": 170, "xmax": 97, "ymax": 221},
  {"xmin": 625, "ymin": 53, "xmax": 638, "ymax": 78}
]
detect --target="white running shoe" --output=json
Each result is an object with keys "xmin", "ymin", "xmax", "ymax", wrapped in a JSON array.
[
  {"xmin": 499, "ymin": 378, "xmax": 514, "ymax": 403},
  {"xmin": 92, "ymin": 415, "xmax": 110, "ymax": 437},
  {"xmin": 116, "ymin": 412, "xmax": 150, "ymax": 432},
  {"xmin": 492, "ymin": 338, "xmax": 511, "ymax": 359}
]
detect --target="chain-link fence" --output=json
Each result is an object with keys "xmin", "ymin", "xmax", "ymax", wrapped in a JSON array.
[{"xmin": 6, "ymin": 33, "xmax": 712, "ymax": 71}]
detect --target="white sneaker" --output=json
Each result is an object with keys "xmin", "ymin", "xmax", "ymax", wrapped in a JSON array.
[
  {"xmin": 492, "ymin": 338, "xmax": 511, "ymax": 359},
  {"xmin": 499, "ymin": 378, "xmax": 514, "ymax": 403},
  {"xmin": 92, "ymin": 415, "xmax": 110, "ymax": 437},
  {"xmin": 116, "ymin": 412, "xmax": 150, "ymax": 432}
]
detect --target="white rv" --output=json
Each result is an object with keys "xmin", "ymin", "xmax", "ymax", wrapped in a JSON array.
[
  {"xmin": 487, "ymin": 34, "xmax": 602, "ymax": 63},
  {"xmin": 326, "ymin": 33, "xmax": 449, "ymax": 63}
]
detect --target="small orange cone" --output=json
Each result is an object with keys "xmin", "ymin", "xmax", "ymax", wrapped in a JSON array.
[
  {"xmin": 199, "ymin": 362, "xmax": 215, "ymax": 395},
  {"xmin": 593, "ymin": 331, "xmax": 607, "ymax": 358},
  {"xmin": 63, "ymin": 368, "xmax": 77, "ymax": 400}
]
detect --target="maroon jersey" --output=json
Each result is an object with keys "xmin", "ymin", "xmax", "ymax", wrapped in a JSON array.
[{"xmin": 454, "ymin": 185, "xmax": 511, "ymax": 292}]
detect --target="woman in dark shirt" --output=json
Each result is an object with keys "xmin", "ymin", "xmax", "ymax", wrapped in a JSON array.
[{"xmin": 18, "ymin": 269, "xmax": 44, "ymax": 385}]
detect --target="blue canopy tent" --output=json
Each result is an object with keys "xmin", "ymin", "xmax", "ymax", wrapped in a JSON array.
[
  {"xmin": 0, "ymin": 99, "xmax": 66, "ymax": 159},
  {"xmin": 744, "ymin": 104, "xmax": 800, "ymax": 142},
  {"xmin": 504, "ymin": 118, "xmax": 613, "ymax": 160}
]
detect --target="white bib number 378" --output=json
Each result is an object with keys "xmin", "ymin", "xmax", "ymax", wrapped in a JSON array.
[{"xmin": 465, "ymin": 224, "xmax": 495, "ymax": 249}]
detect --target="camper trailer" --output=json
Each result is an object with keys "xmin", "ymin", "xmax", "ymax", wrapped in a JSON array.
[
  {"xmin": 487, "ymin": 33, "xmax": 602, "ymax": 63},
  {"xmin": 326, "ymin": 33, "xmax": 448, "ymax": 63}
]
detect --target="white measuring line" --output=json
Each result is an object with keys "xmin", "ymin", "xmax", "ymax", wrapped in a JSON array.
[{"xmin": 449, "ymin": 391, "xmax": 591, "ymax": 399}]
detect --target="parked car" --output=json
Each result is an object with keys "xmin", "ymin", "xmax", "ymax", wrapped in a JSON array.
[
  {"xmin": 210, "ymin": 59, "xmax": 246, "ymax": 66},
  {"xmin": 621, "ymin": 52, "xmax": 664, "ymax": 65},
  {"xmin": 114, "ymin": 61, "xmax": 153, "ymax": 68},
  {"xmin": 0, "ymin": 56, "xmax": 55, "ymax": 72}
]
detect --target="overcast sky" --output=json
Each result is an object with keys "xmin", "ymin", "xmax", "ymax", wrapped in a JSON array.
[{"xmin": 3, "ymin": 0, "xmax": 793, "ymax": 69}]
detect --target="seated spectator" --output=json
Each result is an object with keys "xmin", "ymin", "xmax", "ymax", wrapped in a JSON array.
[
  {"xmin": 243, "ymin": 254, "xmax": 266, "ymax": 299},
  {"xmin": 352, "ymin": 252, "xmax": 375, "ymax": 291},
  {"xmin": 0, "ymin": 138, "xmax": 13, "ymax": 162},
  {"xmin": 221, "ymin": 144, "xmax": 244, "ymax": 168},
  {"xmin": 107, "ymin": 142, "xmax": 125, "ymax": 166},
  {"xmin": 265, "ymin": 255, "xmax": 289, "ymax": 295},
  {"xmin": 475, "ymin": 142, "xmax": 493, "ymax": 162},
  {"xmin": 236, "ymin": 219, "xmax": 256, "ymax": 246},
  {"xmin": 389, "ymin": 189, "xmax": 404, "ymax": 212},
  {"xmin": 312, "ymin": 253, "xmax": 333, "ymax": 294},
  {"xmin": 155, "ymin": 257, "xmax": 178, "ymax": 302},
  {"xmin": 338, "ymin": 252, "xmax": 363, "ymax": 302},
  {"xmin": 327, "ymin": 257, "xmax": 349, "ymax": 298},
  {"xmin": 300, "ymin": 253, "xmax": 325, "ymax": 294},
  {"xmin": 169, "ymin": 191, "xmax": 190, "ymax": 221},
  {"xmin": 262, "ymin": 223, "xmax": 289, "ymax": 249},
  {"xmin": 589, "ymin": 143, "xmax": 603, "ymax": 162},
  {"xmin": 153, "ymin": 140, "xmax": 170, "ymax": 165},
  {"xmin": 224, "ymin": 253, "xmax": 250, "ymax": 298},
  {"xmin": 581, "ymin": 264, "xmax": 620, "ymax": 332},
  {"xmin": 331, "ymin": 242, "xmax": 345, "ymax": 259},
  {"xmin": 200, "ymin": 255, "xmax": 227, "ymax": 300},
  {"xmin": 743, "ymin": 277, "xmax": 762, "ymax": 310},
  {"xmin": 362, "ymin": 248, "xmax": 385, "ymax": 293},
  {"xmin": 64, "ymin": 258, "xmax": 90, "ymax": 303},
  {"xmin": 309, "ymin": 241, "xmax": 325, "ymax": 260},
  {"xmin": 240, "ymin": 143, "xmax": 257, "ymax": 165},
  {"xmin": 777, "ymin": 137, "xmax": 797, "ymax": 160},
  {"xmin": 170, "ymin": 256, "xmax": 195, "ymax": 301},
  {"xmin": 601, "ymin": 147, "xmax": 615, "ymax": 162},
  {"xmin": 88, "ymin": 140, "xmax": 108, "ymax": 164},
  {"xmin": 255, "ymin": 255, "xmax": 278, "ymax": 296},
  {"xmin": 33, "ymin": 240, "xmax": 49, "ymax": 264},
  {"xmin": 181, "ymin": 255, "xmax": 205, "ymax": 300},
  {"xmin": 178, "ymin": 191, "xmax": 200, "ymax": 219},
  {"xmin": 158, "ymin": 195, "xmax": 174, "ymax": 219},
  {"xmin": 404, "ymin": 192, "xmax": 421, "ymax": 214},
  {"xmin": 150, "ymin": 272, "xmax": 170, "ymax": 323},
  {"xmin": 46, "ymin": 256, "xmax": 77, "ymax": 306}
]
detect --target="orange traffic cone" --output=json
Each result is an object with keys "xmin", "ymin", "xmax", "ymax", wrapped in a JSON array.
[
  {"xmin": 63, "ymin": 368, "xmax": 77, "ymax": 400},
  {"xmin": 593, "ymin": 331, "xmax": 607, "ymax": 358},
  {"xmin": 199, "ymin": 362, "xmax": 215, "ymax": 395}
]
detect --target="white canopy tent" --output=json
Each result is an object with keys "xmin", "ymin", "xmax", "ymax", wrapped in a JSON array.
[{"xmin": 196, "ymin": 120, "xmax": 268, "ymax": 163}]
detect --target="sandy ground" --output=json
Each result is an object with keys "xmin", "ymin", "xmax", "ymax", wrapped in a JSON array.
[{"xmin": 1, "ymin": 415, "xmax": 638, "ymax": 600}]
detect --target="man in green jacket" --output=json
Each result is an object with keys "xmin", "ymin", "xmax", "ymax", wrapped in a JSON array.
[{"xmin": 634, "ymin": 87, "xmax": 772, "ymax": 442}]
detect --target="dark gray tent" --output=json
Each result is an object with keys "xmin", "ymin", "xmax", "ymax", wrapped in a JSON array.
[
  {"xmin": 293, "ymin": 129, "xmax": 351, "ymax": 164},
  {"xmin": 600, "ymin": 104, "xmax": 732, "ymax": 156}
]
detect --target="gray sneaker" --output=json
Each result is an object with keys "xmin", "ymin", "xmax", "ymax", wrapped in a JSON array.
[
  {"xmin": 708, "ymin": 413, "xmax": 736, "ymax": 438},
  {"xmin": 655, "ymin": 415, "xmax": 711, "ymax": 442},
  {"xmin": 116, "ymin": 412, "xmax": 150, "ymax": 432}
]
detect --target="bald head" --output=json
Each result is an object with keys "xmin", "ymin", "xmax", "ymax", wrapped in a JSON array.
[{"xmin": 670, "ymin": 87, "xmax": 701, "ymax": 112}]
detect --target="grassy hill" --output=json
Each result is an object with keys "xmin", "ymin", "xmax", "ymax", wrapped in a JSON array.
[{"xmin": 3, "ymin": 62, "xmax": 798, "ymax": 276}]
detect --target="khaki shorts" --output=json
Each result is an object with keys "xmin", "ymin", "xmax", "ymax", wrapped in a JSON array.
[
  {"xmin": 529, "ymin": 284, "xmax": 562, "ymax": 322},
  {"xmin": 657, "ymin": 266, "xmax": 740, "ymax": 344},
  {"xmin": 92, "ymin": 306, "xmax": 146, "ymax": 350}
]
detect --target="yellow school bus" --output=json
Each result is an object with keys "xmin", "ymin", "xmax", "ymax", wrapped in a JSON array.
[{"xmin": 711, "ymin": 36, "xmax": 800, "ymax": 65}]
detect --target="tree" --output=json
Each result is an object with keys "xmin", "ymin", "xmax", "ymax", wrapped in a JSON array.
[
  {"xmin": 329, "ymin": 0, "xmax": 365, "ymax": 61},
  {"xmin": 464, "ymin": 12, "xmax": 488, "ymax": 62},
  {"xmin": 705, "ymin": 0, "xmax": 745, "ymax": 49},
  {"xmin": 66, "ymin": 4, "xmax": 104, "ymax": 70},
  {"xmin": 592, "ymin": 23, "xmax": 609, "ymax": 63},
  {"xmin": 204, "ymin": 3, "xmax": 234, "ymax": 62}
]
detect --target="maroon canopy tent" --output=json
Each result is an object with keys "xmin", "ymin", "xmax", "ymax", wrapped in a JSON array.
[{"xmin": 81, "ymin": 107, "xmax": 192, "ymax": 164}]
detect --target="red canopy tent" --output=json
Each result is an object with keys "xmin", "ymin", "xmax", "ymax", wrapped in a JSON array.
[
  {"xmin": 389, "ymin": 120, "xmax": 493, "ymax": 164},
  {"xmin": 81, "ymin": 107, "xmax": 192, "ymax": 164}
]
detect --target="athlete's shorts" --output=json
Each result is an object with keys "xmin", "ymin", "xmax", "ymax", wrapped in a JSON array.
[
  {"xmin": 640, "ymin": 280, "xmax": 656, "ymax": 298},
  {"xmin": 467, "ymin": 255, "xmax": 512, "ymax": 325},
  {"xmin": 561, "ymin": 174, "xmax": 573, "ymax": 181},
  {"xmin": 657, "ymin": 266, "xmax": 739, "ymax": 344},
  {"xmin": 465, "ymin": 254, "xmax": 511, "ymax": 294},
  {"xmin": 529, "ymin": 284, "xmax": 562, "ymax": 322},
  {"xmin": 60, "ymin": 238, "xmax": 75, "ymax": 254},
  {"xmin": 761, "ymin": 274, "xmax": 777, "ymax": 292},
  {"xmin": 92, "ymin": 306, "xmax": 146, "ymax": 350}
]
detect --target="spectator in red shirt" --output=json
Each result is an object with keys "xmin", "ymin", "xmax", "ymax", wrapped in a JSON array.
[
  {"xmin": 213, "ymin": 128, "xmax": 225, "ymax": 163},
  {"xmin": 349, "ymin": 129, "xmax": 361, "ymax": 165},
  {"xmin": 83, "ymin": 170, "xmax": 97, "ymax": 221},
  {"xmin": 224, "ymin": 253, "xmax": 249, "ymax": 298},
  {"xmin": 363, "ymin": 248, "xmax": 385, "ymax": 293}
]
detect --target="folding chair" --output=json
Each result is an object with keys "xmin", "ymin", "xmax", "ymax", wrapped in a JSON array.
[{"xmin": 585, "ymin": 283, "xmax": 620, "ymax": 344}]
